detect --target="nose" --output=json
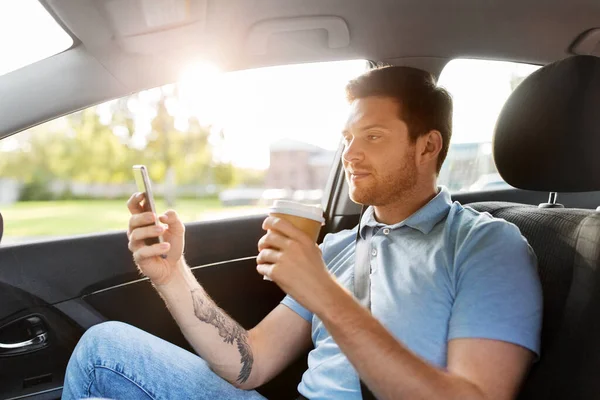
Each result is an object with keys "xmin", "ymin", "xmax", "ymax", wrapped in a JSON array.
[{"xmin": 342, "ymin": 138, "xmax": 364, "ymax": 164}]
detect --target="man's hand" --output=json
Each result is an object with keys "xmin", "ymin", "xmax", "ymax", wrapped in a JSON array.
[
  {"xmin": 256, "ymin": 216, "xmax": 339, "ymax": 313},
  {"xmin": 126, "ymin": 192, "xmax": 186, "ymax": 285}
]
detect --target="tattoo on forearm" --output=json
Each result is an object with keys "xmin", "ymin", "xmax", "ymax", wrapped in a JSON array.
[{"xmin": 191, "ymin": 288, "xmax": 254, "ymax": 384}]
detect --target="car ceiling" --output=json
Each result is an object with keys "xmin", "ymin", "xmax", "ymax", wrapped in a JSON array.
[{"xmin": 1, "ymin": 0, "xmax": 599, "ymax": 138}]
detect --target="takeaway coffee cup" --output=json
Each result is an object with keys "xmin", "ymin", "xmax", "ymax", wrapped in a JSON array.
[
  {"xmin": 269, "ymin": 200, "xmax": 325, "ymax": 242},
  {"xmin": 263, "ymin": 200, "xmax": 325, "ymax": 280}
]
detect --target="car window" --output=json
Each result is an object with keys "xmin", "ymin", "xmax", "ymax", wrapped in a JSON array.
[
  {"xmin": 437, "ymin": 59, "xmax": 540, "ymax": 192},
  {"xmin": 0, "ymin": 60, "xmax": 368, "ymax": 244},
  {"xmin": 0, "ymin": 0, "xmax": 73, "ymax": 76}
]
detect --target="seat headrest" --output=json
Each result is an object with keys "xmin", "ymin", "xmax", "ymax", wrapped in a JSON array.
[
  {"xmin": 0, "ymin": 212, "xmax": 3, "ymax": 243},
  {"xmin": 493, "ymin": 55, "xmax": 600, "ymax": 192}
]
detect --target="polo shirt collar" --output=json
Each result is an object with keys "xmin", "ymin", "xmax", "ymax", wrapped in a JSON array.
[{"xmin": 358, "ymin": 186, "xmax": 452, "ymax": 238}]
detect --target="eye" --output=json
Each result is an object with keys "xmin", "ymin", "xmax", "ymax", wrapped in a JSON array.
[{"xmin": 367, "ymin": 135, "xmax": 380, "ymax": 141}]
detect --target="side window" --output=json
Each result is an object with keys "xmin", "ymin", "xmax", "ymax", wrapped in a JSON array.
[
  {"xmin": 437, "ymin": 59, "xmax": 540, "ymax": 192},
  {"xmin": 0, "ymin": 60, "xmax": 367, "ymax": 244}
]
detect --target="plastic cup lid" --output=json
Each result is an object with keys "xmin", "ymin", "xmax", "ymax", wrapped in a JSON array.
[{"xmin": 269, "ymin": 200, "xmax": 325, "ymax": 224}]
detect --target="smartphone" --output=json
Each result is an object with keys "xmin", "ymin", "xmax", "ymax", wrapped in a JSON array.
[{"xmin": 132, "ymin": 165, "xmax": 164, "ymax": 246}]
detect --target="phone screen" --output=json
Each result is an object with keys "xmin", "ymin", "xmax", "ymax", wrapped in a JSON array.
[{"xmin": 132, "ymin": 165, "xmax": 163, "ymax": 246}]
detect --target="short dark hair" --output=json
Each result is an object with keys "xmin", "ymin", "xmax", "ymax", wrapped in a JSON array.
[{"xmin": 345, "ymin": 66, "xmax": 453, "ymax": 173}]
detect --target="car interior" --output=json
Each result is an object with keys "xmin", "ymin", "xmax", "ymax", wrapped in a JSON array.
[{"xmin": 1, "ymin": 1, "xmax": 600, "ymax": 399}]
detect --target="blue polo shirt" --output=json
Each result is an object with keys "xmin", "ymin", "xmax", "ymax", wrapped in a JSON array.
[{"xmin": 281, "ymin": 187, "xmax": 542, "ymax": 400}]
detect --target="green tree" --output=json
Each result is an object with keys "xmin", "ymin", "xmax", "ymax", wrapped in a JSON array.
[
  {"xmin": 66, "ymin": 108, "xmax": 130, "ymax": 184},
  {"xmin": 0, "ymin": 83, "xmax": 218, "ymax": 202},
  {"xmin": 141, "ymin": 87, "xmax": 213, "ymax": 206}
]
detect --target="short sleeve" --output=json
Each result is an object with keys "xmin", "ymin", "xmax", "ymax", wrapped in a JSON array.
[
  {"xmin": 448, "ymin": 220, "xmax": 543, "ymax": 357},
  {"xmin": 281, "ymin": 295, "xmax": 313, "ymax": 322}
]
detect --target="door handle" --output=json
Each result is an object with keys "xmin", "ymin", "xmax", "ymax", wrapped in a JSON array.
[
  {"xmin": 0, "ymin": 315, "xmax": 49, "ymax": 356},
  {"xmin": 0, "ymin": 331, "xmax": 48, "ymax": 349}
]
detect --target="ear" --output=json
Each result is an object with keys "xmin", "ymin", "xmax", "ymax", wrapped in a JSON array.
[{"xmin": 416, "ymin": 130, "xmax": 443, "ymax": 168}]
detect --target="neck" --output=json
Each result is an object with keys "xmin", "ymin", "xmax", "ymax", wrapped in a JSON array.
[{"xmin": 372, "ymin": 180, "xmax": 438, "ymax": 225}]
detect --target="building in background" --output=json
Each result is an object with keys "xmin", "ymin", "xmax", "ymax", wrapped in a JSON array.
[{"xmin": 266, "ymin": 139, "xmax": 336, "ymax": 191}]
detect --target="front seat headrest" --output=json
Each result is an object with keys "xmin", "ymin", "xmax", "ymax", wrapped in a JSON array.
[{"xmin": 493, "ymin": 55, "xmax": 600, "ymax": 192}]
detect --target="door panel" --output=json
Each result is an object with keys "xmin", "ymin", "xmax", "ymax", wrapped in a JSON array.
[
  {"xmin": 0, "ymin": 306, "xmax": 81, "ymax": 400},
  {"xmin": 0, "ymin": 215, "xmax": 267, "ymax": 307},
  {"xmin": 0, "ymin": 213, "xmax": 307, "ymax": 400},
  {"xmin": 83, "ymin": 258, "xmax": 282, "ymax": 342}
]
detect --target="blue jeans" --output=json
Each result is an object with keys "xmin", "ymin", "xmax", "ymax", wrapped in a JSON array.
[{"xmin": 62, "ymin": 321, "xmax": 267, "ymax": 400}]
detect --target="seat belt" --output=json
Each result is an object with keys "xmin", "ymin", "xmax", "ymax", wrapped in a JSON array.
[
  {"xmin": 354, "ymin": 206, "xmax": 378, "ymax": 400},
  {"xmin": 354, "ymin": 217, "xmax": 373, "ymax": 310}
]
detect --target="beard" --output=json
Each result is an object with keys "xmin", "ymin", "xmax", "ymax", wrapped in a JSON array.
[{"xmin": 346, "ymin": 152, "xmax": 418, "ymax": 207}]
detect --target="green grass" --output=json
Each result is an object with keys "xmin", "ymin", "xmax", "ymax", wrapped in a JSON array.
[{"xmin": 1, "ymin": 198, "xmax": 263, "ymax": 242}]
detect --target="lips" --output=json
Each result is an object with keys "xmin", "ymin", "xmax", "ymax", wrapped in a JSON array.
[
  {"xmin": 344, "ymin": 164, "xmax": 372, "ymax": 182},
  {"xmin": 348, "ymin": 171, "xmax": 371, "ymax": 182}
]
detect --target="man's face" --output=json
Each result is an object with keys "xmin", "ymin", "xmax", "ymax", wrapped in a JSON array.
[{"xmin": 342, "ymin": 96, "xmax": 418, "ymax": 206}]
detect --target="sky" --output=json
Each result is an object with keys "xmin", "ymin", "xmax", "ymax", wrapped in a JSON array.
[{"xmin": 1, "ymin": 1, "xmax": 540, "ymax": 170}]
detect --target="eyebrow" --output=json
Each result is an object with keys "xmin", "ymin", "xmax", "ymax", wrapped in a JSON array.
[
  {"xmin": 342, "ymin": 124, "xmax": 389, "ymax": 135},
  {"xmin": 359, "ymin": 124, "xmax": 388, "ymax": 131}
]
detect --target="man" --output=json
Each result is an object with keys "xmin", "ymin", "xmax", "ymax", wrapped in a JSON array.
[{"xmin": 63, "ymin": 66, "xmax": 542, "ymax": 400}]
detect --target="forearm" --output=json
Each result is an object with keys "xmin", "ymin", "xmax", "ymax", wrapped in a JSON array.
[
  {"xmin": 153, "ymin": 260, "xmax": 256, "ymax": 388},
  {"xmin": 316, "ymin": 285, "xmax": 485, "ymax": 400}
]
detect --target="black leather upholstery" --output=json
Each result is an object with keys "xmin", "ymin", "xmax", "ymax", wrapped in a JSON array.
[
  {"xmin": 469, "ymin": 55, "xmax": 600, "ymax": 399},
  {"xmin": 494, "ymin": 55, "xmax": 600, "ymax": 192}
]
